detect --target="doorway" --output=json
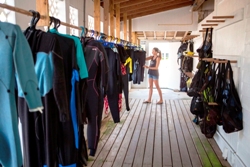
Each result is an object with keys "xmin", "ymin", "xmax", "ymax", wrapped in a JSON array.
[{"xmin": 148, "ymin": 42, "xmax": 181, "ymax": 90}]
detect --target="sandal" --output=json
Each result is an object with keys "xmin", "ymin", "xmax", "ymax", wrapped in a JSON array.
[{"xmin": 143, "ymin": 101, "xmax": 151, "ymax": 103}]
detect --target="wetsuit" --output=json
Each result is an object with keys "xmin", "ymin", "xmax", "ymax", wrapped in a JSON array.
[
  {"xmin": 105, "ymin": 47, "xmax": 121, "ymax": 123},
  {"xmin": 83, "ymin": 39, "xmax": 109, "ymax": 156},
  {"xmin": 0, "ymin": 22, "xmax": 43, "ymax": 167},
  {"xmin": 19, "ymin": 28, "xmax": 69, "ymax": 167}
]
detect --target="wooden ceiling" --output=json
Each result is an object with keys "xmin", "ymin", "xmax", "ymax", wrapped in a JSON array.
[
  {"xmin": 101, "ymin": 0, "xmax": 205, "ymax": 41},
  {"xmin": 102, "ymin": 0, "xmax": 194, "ymax": 19}
]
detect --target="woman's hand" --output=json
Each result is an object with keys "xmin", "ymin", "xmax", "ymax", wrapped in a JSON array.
[{"xmin": 143, "ymin": 65, "xmax": 149, "ymax": 69}]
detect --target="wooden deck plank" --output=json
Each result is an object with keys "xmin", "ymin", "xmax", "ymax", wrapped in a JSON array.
[
  {"xmin": 89, "ymin": 99, "xmax": 136, "ymax": 167},
  {"xmin": 100, "ymin": 99, "xmax": 139, "ymax": 166},
  {"xmin": 185, "ymin": 101, "xmax": 222, "ymax": 167},
  {"xmin": 182, "ymin": 100, "xmax": 212, "ymax": 167},
  {"xmin": 132, "ymin": 100, "xmax": 153, "ymax": 167},
  {"xmin": 169, "ymin": 100, "xmax": 183, "ymax": 167},
  {"xmin": 172, "ymin": 100, "xmax": 192, "ymax": 167},
  {"xmin": 112, "ymin": 99, "xmax": 144, "ymax": 166},
  {"xmin": 185, "ymin": 100, "xmax": 222, "ymax": 167},
  {"xmin": 143, "ymin": 100, "xmax": 157, "ymax": 166},
  {"xmin": 153, "ymin": 102, "xmax": 163, "ymax": 167},
  {"xmin": 177, "ymin": 100, "xmax": 203, "ymax": 167},
  {"xmin": 162, "ymin": 100, "xmax": 172, "ymax": 167},
  {"xmin": 123, "ymin": 99, "xmax": 148, "ymax": 166}
]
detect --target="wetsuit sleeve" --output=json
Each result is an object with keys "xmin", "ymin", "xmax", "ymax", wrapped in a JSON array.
[
  {"xmin": 101, "ymin": 49, "xmax": 109, "ymax": 91},
  {"xmin": 13, "ymin": 25, "xmax": 43, "ymax": 111}
]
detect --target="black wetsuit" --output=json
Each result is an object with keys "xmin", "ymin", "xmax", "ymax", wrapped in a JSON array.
[{"xmin": 83, "ymin": 39, "xmax": 109, "ymax": 156}]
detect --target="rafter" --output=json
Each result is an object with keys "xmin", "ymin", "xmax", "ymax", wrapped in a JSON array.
[
  {"xmin": 114, "ymin": 0, "xmax": 129, "ymax": 4},
  {"xmin": 143, "ymin": 31, "xmax": 147, "ymax": 39},
  {"xmin": 122, "ymin": 1, "xmax": 192, "ymax": 19},
  {"xmin": 173, "ymin": 31, "xmax": 177, "ymax": 39},
  {"xmin": 154, "ymin": 31, "xmax": 156, "ymax": 39},
  {"xmin": 192, "ymin": 0, "xmax": 205, "ymax": 11},
  {"xmin": 119, "ymin": 0, "xmax": 153, "ymax": 8},
  {"xmin": 164, "ymin": 31, "xmax": 167, "ymax": 40},
  {"xmin": 120, "ymin": 0, "xmax": 181, "ymax": 13}
]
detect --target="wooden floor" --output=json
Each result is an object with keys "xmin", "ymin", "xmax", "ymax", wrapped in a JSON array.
[{"xmin": 86, "ymin": 99, "xmax": 231, "ymax": 167}]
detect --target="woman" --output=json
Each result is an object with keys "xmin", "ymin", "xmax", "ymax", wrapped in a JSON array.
[{"xmin": 143, "ymin": 47, "xmax": 163, "ymax": 104}]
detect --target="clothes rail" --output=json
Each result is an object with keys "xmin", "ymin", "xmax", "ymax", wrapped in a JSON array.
[
  {"xmin": 200, "ymin": 58, "xmax": 237, "ymax": 63},
  {"xmin": 0, "ymin": 3, "xmax": 134, "ymax": 46}
]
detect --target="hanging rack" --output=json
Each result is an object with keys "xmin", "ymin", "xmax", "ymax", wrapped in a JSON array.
[
  {"xmin": 0, "ymin": 3, "xmax": 136, "ymax": 47},
  {"xmin": 200, "ymin": 58, "xmax": 237, "ymax": 64}
]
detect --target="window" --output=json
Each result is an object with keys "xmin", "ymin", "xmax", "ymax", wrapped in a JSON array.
[
  {"xmin": 48, "ymin": 0, "xmax": 66, "ymax": 33},
  {"xmin": 88, "ymin": 15, "xmax": 94, "ymax": 30},
  {"xmin": 0, "ymin": 0, "xmax": 15, "ymax": 23},
  {"xmin": 69, "ymin": 6, "xmax": 79, "ymax": 36}
]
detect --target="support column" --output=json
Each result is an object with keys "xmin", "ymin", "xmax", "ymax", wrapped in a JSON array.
[
  {"xmin": 129, "ymin": 17, "xmax": 132, "ymax": 42},
  {"xmin": 36, "ymin": 0, "xmax": 49, "ymax": 26},
  {"xmin": 123, "ymin": 12, "xmax": 127, "ymax": 40},
  {"xmin": 115, "ymin": 3, "xmax": 120, "ymax": 38},
  {"xmin": 104, "ymin": 0, "xmax": 109, "ymax": 34},
  {"xmin": 110, "ymin": 0, "xmax": 114, "ymax": 36},
  {"xmin": 94, "ymin": 0, "xmax": 100, "ymax": 32}
]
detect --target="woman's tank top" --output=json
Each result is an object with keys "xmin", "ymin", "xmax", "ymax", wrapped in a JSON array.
[{"xmin": 148, "ymin": 56, "xmax": 159, "ymax": 76}]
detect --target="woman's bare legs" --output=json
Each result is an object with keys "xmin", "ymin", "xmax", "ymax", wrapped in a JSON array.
[
  {"xmin": 153, "ymin": 79, "xmax": 163, "ymax": 104},
  {"xmin": 146, "ymin": 78, "xmax": 153, "ymax": 102}
]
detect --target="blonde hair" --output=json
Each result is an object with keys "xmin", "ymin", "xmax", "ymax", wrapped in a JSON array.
[{"xmin": 153, "ymin": 47, "xmax": 162, "ymax": 59}]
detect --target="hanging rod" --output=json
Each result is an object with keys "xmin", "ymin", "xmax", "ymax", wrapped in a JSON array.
[
  {"xmin": 200, "ymin": 58, "xmax": 237, "ymax": 63},
  {"xmin": 0, "ymin": 3, "xmax": 133, "ymax": 46},
  {"xmin": 201, "ymin": 24, "xmax": 218, "ymax": 26}
]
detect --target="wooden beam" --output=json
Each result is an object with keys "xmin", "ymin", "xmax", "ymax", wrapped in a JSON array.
[
  {"xmin": 173, "ymin": 31, "xmax": 177, "ymax": 39},
  {"xmin": 120, "ymin": 0, "xmax": 153, "ymax": 8},
  {"xmin": 123, "ymin": 12, "xmax": 127, "ymax": 40},
  {"xmin": 206, "ymin": 20, "xmax": 225, "ymax": 22},
  {"xmin": 192, "ymin": 0, "xmax": 205, "ymax": 11},
  {"xmin": 121, "ymin": 0, "xmax": 180, "ymax": 13},
  {"xmin": 213, "ymin": 16, "xmax": 234, "ymax": 19},
  {"xmin": 115, "ymin": 3, "xmax": 120, "ymax": 38},
  {"xmin": 36, "ymin": 0, "xmax": 49, "ymax": 26},
  {"xmin": 114, "ymin": 0, "xmax": 129, "ymax": 4},
  {"xmin": 154, "ymin": 31, "xmax": 156, "ymax": 40},
  {"xmin": 123, "ymin": 1, "xmax": 191, "ymax": 16},
  {"xmin": 104, "ymin": 0, "xmax": 110, "ymax": 34},
  {"xmin": 94, "ymin": 0, "xmax": 100, "ymax": 32},
  {"xmin": 129, "ymin": 17, "xmax": 132, "ymax": 42},
  {"xmin": 143, "ymin": 31, "xmax": 147, "ymax": 39},
  {"xmin": 201, "ymin": 24, "xmax": 218, "ymax": 26},
  {"xmin": 164, "ymin": 31, "xmax": 167, "ymax": 40},
  {"xmin": 132, "ymin": 32, "xmax": 137, "ymax": 44},
  {"xmin": 110, "ymin": 0, "xmax": 115, "ymax": 36},
  {"xmin": 123, "ymin": 1, "xmax": 192, "ymax": 19}
]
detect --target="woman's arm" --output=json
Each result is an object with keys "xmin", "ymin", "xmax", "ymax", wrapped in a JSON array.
[
  {"xmin": 144, "ymin": 57, "xmax": 161, "ymax": 70},
  {"xmin": 145, "ymin": 55, "xmax": 153, "ymax": 61}
]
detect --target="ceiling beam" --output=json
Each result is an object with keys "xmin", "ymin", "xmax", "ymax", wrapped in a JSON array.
[
  {"xmin": 173, "ymin": 31, "xmax": 177, "ymax": 39},
  {"xmin": 154, "ymin": 31, "xmax": 156, "ymax": 39},
  {"xmin": 143, "ymin": 31, "xmax": 147, "ymax": 39},
  {"xmin": 114, "ymin": 0, "xmax": 129, "ymax": 4},
  {"xmin": 119, "ymin": 0, "xmax": 153, "ymax": 8},
  {"xmin": 123, "ymin": 1, "xmax": 192, "ymax": 19},
  {"xmin": 164, "ymin": 31, "xmax": 167, "ymax": 40},
  {"xmin": 120, "ymin": 0, "xmax": 180, "ymax": 13}
]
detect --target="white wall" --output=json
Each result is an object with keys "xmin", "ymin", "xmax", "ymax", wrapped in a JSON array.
[
  {"xmin": 192, "ymin": 0, "xmax": 250, "ymax": 166},
  {"xmin": 132, "ymin": 6, "xmax": 198, "ymax": 31}
]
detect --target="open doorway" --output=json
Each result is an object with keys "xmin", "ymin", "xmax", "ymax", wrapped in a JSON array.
[{"xmin": 148, "ymin": 42, "xmax": 181, "ymax": 90}]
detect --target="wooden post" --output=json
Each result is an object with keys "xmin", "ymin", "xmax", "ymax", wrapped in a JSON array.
[
  {"xmin": 115, "ymin": 3, "xmax": 120, "ymax": 38},
  {"xmin": 129, "ymin": 17, "xmax": 132, "ymax": 42},
  {"xmin": 94, "ymin": 0, "xmax": 100, "ymax": 32},
  {"xmin": 123, "ymin": 12, "xmax": 127, "ymax": 40},
  {"xmin": 36, "ymin": 0, "xmax": 49, "ymax": 26},
  {"xmin": 137, "ymin": 39, "xmax": 140, "ymax": 46},
  {"xmin": 110, "ymin": 0, "xmax": 114, "ymax": 36},
  {"xmin": 132, "ymin": 32, "xmax": 136, "ymax": 44},
  {"xmin": 104, "ymin": 0, "xmax": 109, "ymax": 34}
]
